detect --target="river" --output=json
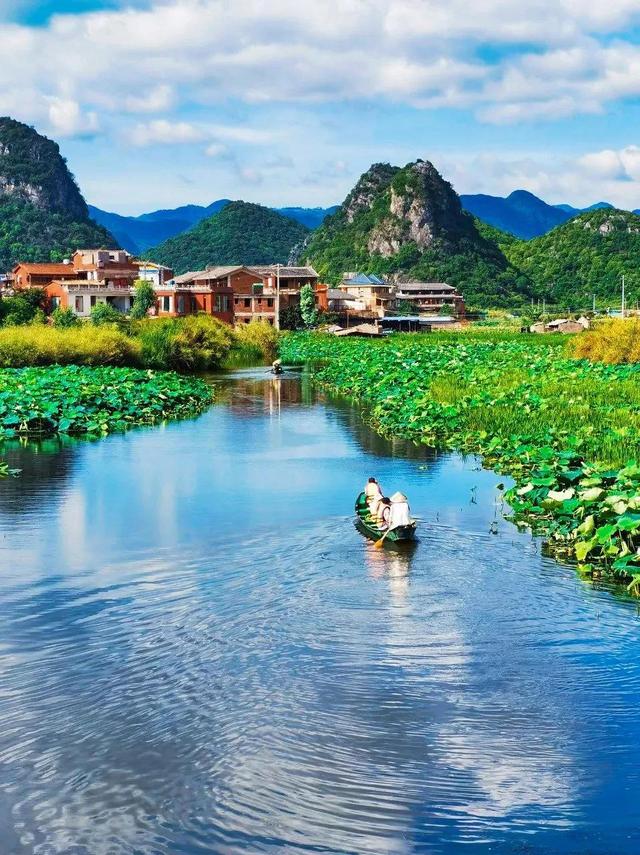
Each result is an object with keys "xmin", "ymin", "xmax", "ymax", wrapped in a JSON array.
[{"xmin": 0, "ymin": 369, "xmax": 639, "ymax": 855}]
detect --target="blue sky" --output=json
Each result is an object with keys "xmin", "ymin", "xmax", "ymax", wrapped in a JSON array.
[{"xmin": 3, "ymin": 0, "xmax": 640, "ymax": 215}]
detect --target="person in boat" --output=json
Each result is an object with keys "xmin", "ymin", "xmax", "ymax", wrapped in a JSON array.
[
  {"xmin": 388, "ymin": 492, "xmax": 412, "ymax": 529},
  {"xmin": 376, "ymin": 497, "xmax": 392, "ymax": 530},
  {"xmin": 364, "ymin": 477, "xmax": 383, "ymax": 516},
  {"xmin": 271, "ymin": 359, "xmax": 283, "ymax": 375}
]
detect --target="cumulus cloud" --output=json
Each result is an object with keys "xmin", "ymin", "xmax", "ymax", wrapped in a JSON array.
[
  {"xmin": 129, "ymin": 119, "xmax": 206, "ymax": 146},
  {"xmin": 1, "ymin": 0, "xmax": 640, "ymax": 142}
]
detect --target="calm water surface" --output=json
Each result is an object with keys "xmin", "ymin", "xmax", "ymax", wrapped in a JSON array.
[{"xmin": 1, "ymin": 369, "xmax": 639, "ymax": 855}]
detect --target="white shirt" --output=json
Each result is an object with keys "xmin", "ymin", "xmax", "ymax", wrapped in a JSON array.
[{"xmin": 389, "ymin": 501, "xmax": 411, "ymax": 528}]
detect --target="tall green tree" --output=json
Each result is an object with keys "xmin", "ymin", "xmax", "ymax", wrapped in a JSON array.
[
  {"xmin": 130, "ymin": 279, "xmax": 156, "ymax": 319},
  {"xmin": 300, "ymin": 284, "xmax": 318, "ymax": 327}
]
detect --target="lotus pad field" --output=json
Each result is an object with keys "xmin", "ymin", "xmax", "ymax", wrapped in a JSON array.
[
  {"xmin": 0, "ymin": 365, "xmax": 213, "ymax": 439},
  {"xmin": 280, "ymin": 332, "xmax": 640, "ymax": 585}
]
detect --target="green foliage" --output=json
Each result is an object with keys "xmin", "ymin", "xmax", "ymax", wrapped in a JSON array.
[
  {"xmin": 51, "ymin": 306, "xmax": 78, "ymax": 328},
  {"xmin": 148, "ymin": 201, "xmax": 310, "ymax": 274},
  {"xmin": 137, "ymin": 315, "xmax": 234, "ymax": 371},
  {"xmin": 90, "ymin": 302, "xmax": 127, "ymax": 327},
  {"xmin": 280, "ymin": 331, "xmax": 640, "ymax": 582},
  {"xmin": 0, "ymin": 365, "xmax": 212, "ymax": 438},
  {"xmin": 0, "ymin": 288, "xmax": 45, "ymax": 326},
  {"xmin": 505, "ymin": 209, "xmax": 640, "ymax": 306},
  {"xmin": 0, "ymin": 118, "xmax": 117, "ymax": 269},
  {"xmin": 300, "ymin": 284, "xmax": 318, "ymax": 327},
  {"xmin": 130, "ymin": 278, "xmax": 157, "ymax": 319},
  {"xmin": 0, "ymin": 197, "xmax": 117, "ymax": 272},
  {"xmin": 232, "ymin": 318, "xmax": 279, "ymax": 362},
  {"xmin": 0, "ymin": 324, "xmax": 140, "ymax": 366},
  {"xmin": 279, "ymin": 303, "xmax": 303, "ymax": 330}
]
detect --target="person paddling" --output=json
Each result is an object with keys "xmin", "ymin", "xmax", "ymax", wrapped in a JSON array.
[{"xmin": 389, "ymin": 492, "xmax": 412, "ymax": 529}]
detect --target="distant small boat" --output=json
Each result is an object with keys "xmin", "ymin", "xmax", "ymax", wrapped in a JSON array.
[{"xmin": 354, "ymin": 492, "xmax": 417, "ymax": 543}]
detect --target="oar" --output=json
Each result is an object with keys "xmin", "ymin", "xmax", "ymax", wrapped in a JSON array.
[{"xmin": 374, "ymin": 527, "xmax": 392, "ymax": 549}]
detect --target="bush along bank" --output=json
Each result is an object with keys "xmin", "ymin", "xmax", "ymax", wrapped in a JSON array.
[
  {"xmin": 0, "ymin": 365, "xmax": 213, "ymax": 439},
  {"xmin": 280, "ymin": 333, "xmax": 640, "ymax": 589}
]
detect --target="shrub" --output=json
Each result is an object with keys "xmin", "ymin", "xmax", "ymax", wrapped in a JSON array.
[
  {"xmin": 232, "ymin": 318, "xmax": 279, "ymax": 361},
  {"xmin": 137, "ymin": 315, "xmax": 234, "ymax": 370},
  {"xmin": 569, "ymin": 319, "xmax": 640, "ymax": 364},
  {"xmin": 51, "ymin": 306, "xmax": 78, "ymax": 328},
  {"xmin": 300, "ymin": 284, "xmax": 318, "ymax": 327},
  {"xmin": 0, "ymin": 288, "xmax": 45, "ymax": 326},
  {"xmin": 0, "ymin": 324, "xmax": 140, "ymax": 367},
  {"xmin": 91, "ymin": 302, "xmax": 127, "ymax": 327}
]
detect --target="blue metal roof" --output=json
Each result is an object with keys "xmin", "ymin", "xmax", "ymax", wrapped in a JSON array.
[{"xmin": 344, "ymin": 273, "xmax": 387, "ymax": 285}]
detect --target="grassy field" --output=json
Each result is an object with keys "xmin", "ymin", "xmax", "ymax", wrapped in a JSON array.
[{"xmin": 280, "ymin": 331, "xmax": 640, "ymax": 585}]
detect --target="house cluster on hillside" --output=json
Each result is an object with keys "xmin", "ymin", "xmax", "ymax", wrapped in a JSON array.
[{"xmin": 7, "ymin": 250, "xmax": 466, "ymax": 326}]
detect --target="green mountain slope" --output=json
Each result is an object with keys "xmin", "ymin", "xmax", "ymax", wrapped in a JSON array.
[
  {"xmin": 302, "ymin": 160, "xmax": 532, "ymax": 307},
  {"xmin": 505, "ymin": 209, "xmax": 640, "ymax": 305},
  {"xmin": 0, "ymin": 117, "xmax": 116, "ymax": 270},
  {"xmin": 148, "ymin": 201, "xmax": 310, "ymax": 274}
]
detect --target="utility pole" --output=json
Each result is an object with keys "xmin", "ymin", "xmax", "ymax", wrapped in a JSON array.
[
  {"xmin": 274, "ymin": 263, "xmax": 281, "ymax": 331},
  {"xmin": 592, "ymin": 293, "xmax": 596, "ymax": 314},
  {"xmin": 621, "ymin": 274, "xmax": 625, "ymax": 319}
]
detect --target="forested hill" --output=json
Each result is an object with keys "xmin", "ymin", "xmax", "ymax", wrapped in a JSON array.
[
  {"xmin": 302, "ymin": 160, "xmax": 532, "ymax": 307},
  {"xmin": 0, "ymin": 117, "xmax": 116, "ymax": 270},
  {"xmin": 504, "ymin": 209, "xmax": 640, "ymax": 306},
  {"xmin": 148, "ymin": 201, "xmax": 310, "ymax": 274}
]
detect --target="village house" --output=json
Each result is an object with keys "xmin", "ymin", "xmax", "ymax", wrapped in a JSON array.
[
  {"xmin": 233, "ymin": 265, "xmax": 320, "ymax": 324},
  {"xmin": 339, "ymin": 273, "xmax": 395, "ymax": 318},
  {"xmin": 394, "ymin": 282, "xmax": 465, "ymax": 316},
  {"xmin": 155, "ymin": 266, "xmax": 255, "ymax": 324},
  {"xmin": 12, "ymin": 249, "xmax": 141, "ymax": 315},
  {"xmin": 135, "ymin": 261, "xmax": 173, "ymax": 288}
]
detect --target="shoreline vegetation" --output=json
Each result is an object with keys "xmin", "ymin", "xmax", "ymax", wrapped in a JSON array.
[
  {"xmin": 280, "ymin": 326, "xmax": 640, "ymax": 589},
  {"xmin": 0, "ymin": 365, "xmax": 213, "ymax": 440},
  {"xmin": 0, "ymin": 315, "xmax": 278, "ymax": 370}
]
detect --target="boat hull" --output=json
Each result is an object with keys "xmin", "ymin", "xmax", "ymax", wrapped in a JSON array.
[{"xmin": 354, "ymin": 492, "xmax": 417, "ymax": 543}]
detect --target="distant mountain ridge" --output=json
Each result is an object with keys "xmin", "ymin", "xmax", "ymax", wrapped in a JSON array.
[
  {"xmin": 460, "ymin": 190, "xmax": 570, "ymax": 239},
  {"xmin": 148, "ymin": 201, "xmax": 311, "ymax": 274},
  {"xmin": 89, "ymin": 201, "xmax": 338, "ymax": 254}
]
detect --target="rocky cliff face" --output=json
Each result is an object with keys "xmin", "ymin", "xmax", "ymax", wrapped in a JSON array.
[
  {"xmin": 303, "ymin": 158, "xmax": 530, "ymax": 306},
  {"xmin": 0, "ymin": 117, "xmax": 88, "ymax": 219}
]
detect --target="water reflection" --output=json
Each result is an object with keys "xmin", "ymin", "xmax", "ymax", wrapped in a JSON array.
[{"xmin": 1, "ymin": 370, "xmax": 640, "ymax": 853}]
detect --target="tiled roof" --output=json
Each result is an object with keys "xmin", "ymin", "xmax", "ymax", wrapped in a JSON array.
[
  {"xmin": 13, "ymin": 263, "xmax": 74, "ymax": 274},
  {"xmin": 343, "ymin": 273, "xmax": 388, "ymax": 286},
  {"xmin": 250, "ymin": 266, "xmax": 318, "ymax": 278}
]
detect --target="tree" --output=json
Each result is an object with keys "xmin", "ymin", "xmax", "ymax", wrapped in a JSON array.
[
  {"xmin": 300, "ymin": 284, "xmax": 318, "ymax": 327},
  {"xmin": 279, "ymin": 304, "xmax": 303, "ymax": 330},
  {"xmin": 130, "ymin": 279, "xmax": 156, "ymax": 319}
]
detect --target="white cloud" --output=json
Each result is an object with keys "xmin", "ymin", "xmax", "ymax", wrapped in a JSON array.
[
  {"xmin": 129, "ymin": 119, "xmax": 205, "ymax": 146},
  {"xmin": 1, "ymin": 0, "xmax": 640, "ymax": 143},
  {"xmin": 46, "ymin": 97, "xmax": 99, "ymax": 137}
]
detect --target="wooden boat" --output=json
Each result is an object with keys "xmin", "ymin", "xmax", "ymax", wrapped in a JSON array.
[{"xmin": 354, "ymin": 492, "xmax": 417, "ymax": 543}]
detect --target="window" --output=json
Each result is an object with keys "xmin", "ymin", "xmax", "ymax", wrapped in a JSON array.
[
  {"xmin": 191, "ymin": 296, "xmax": 198, "ymax": 312},
  {"xmin": 244, "ymin": 298, "xmax": 251, "ymax": 308},
  {"xmin": 252, "ymin": 283, "xmax": 263, "ymax": 296},
  {"xmin": 267, "ymin": 298, "xmax": 274, "ymax": 307},
  {"xmin": 214, "ymin": 295, "xmax": 229, "ymax": 312},
  {"xmin": 75, "ymin": 296, "xmax": 84, "ymax": 313},
  {"xmin": 50, "ymin": 296, "xmax": 60, "ymax": 310},
  {"xmin": 162, "ymin": 296, "xmax": 171, "ymax": 312},
  {"xmin": 90, "ymin": 296, "xmax": 97, "ymax": 307},
  {"xmin": 177, "ymin": 295, "xmax": 185, "ymax": 314}
]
